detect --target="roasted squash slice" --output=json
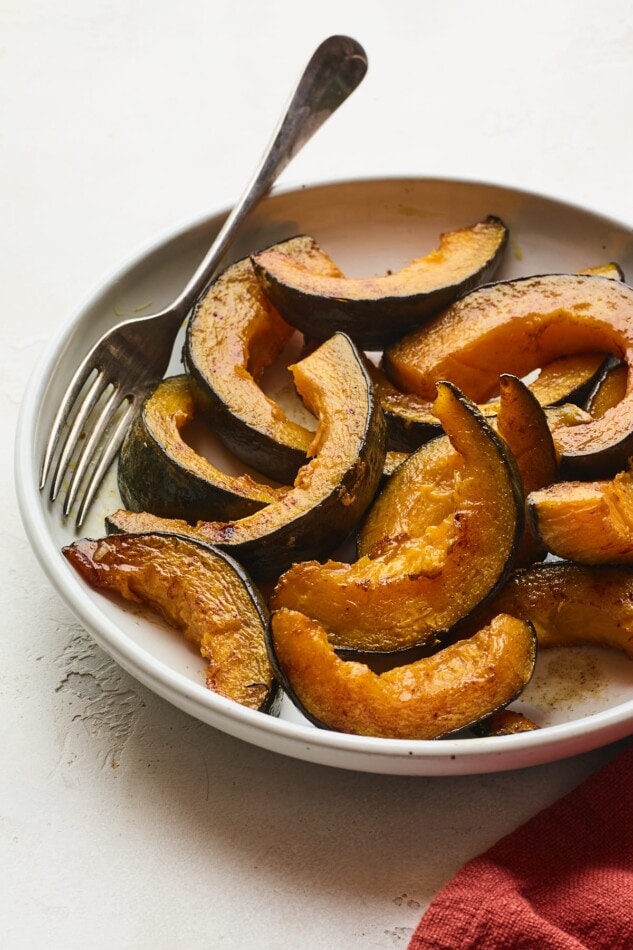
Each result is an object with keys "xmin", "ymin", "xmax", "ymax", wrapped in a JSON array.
[
  {"xmin": 118, "ymin": 375, "xmax": 286, "ymax": 522},
  {"xmin": 471, "ymin": 562, "xmax": 633, "ymax": 657},
  {"xmin": 473, "ymin": 710, "xmax": 540, "ymax": 736},
  {"xmin": 528, "ymin": 467, "xmax": 633, "ymax": 564},
  {"xmin": 368, "ymin": 353, "xmax": 606, "ymax": 452},
  {"xmin": 383, "ymin": 273, "xmax": 633, "ymax": 476},
  {"xmin": 585, "ymin": 355, "xmax": 628, "ymax": 419},
  {"xmin": 251, "ymin": 218, "xmax": 508, "ymax": 349},
  {"xmin": 184, "ymin": 255, "xmax": 315, "ymax": 484},
  {"xmin": 580, "ymin": 262, "xmax": 624, "ymax": 279},
  {"xmin": 270, "ymin": 381, "xmax": 523, "ymax": 652},
  {"xmin": 63, "ymin": 533, "xmax": 281, "ymax": 712},
  {"xmin": 358, "ymin": 375, "xmax": 555, "ymax": 569},
  {"xmin": 268, "ymin": 609, "xmax": 536, "ymax": 739},
  {"xmin": 107, "ymin": 333, "xmax": 386, "ymax": 580}
]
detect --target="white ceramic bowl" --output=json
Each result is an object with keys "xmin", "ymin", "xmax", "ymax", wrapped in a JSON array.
[{"xmin": 15, "ymin": 176, "xmax": 633, "ymax": 775}]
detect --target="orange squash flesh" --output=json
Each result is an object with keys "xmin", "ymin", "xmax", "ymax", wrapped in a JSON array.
[
  {"xmin": 528, "ymin": 468, "xmax": 633, "ymax": 564},
  {"xmin": 270, "ymin": 382, "xmax": 523, "ymax": 652},
  {"xmin": 358, "ymin": 375, "xmax": 555, "ymax": 569},
  {"xmin": 184, "ymin": 255, "xmax": 315, "ymax": 483},
  {"xmin": 472, "ymin": 562, "xmax": 633, "ymax": 657},
  {"xmin": 63, "ymin": 534, "xmax": 280, "ymax": 712},
  {"xmin": 269, "ymin": 609, "xmax": 536, "ymax": 739},
  {"xmin": 368, "ymin": 351, "xmax": 606, "ymax": 452},
  {"xmin": 107, "ymin": 333, "xmax": 386, "ymax": 580},
  {"xmin": 251, "ymin": 219, "xmax": 508, "ymax": 348},
  {"xmin": 383, "ymin": 273, "xmax": 633, "ymax": 475}
]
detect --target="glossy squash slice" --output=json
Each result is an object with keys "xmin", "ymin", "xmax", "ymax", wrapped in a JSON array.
[
  {"xmin": 268, "ymin": 609, "xmax": 536, "ymax": 739},
  {"xmin": 107, "ymin": 333, "xmax": 386, "ymax": 580},
  {"xmin": 270, "ymin": 381, "xmax": 524, "ymax": 652},
  {"xmin": 184, "ymin": 255, "xmax": 314, "ymax": 484},
  {"xmin": 368, "ymin": 352, "xmax": 607, "ymax": 452},
  {"xmin": 473, "ymin": 561, "xmax": 633, "ymax": 657},
  {"xmin": 251, "ymin": 217, "xmax": 508, "ymax": 349},
  {"xmin": 527, "ymin": 466, "xmax": 633, "ymax": 564},
  {"xmin": 63, "ymin": 533, "xmax": 281, "ymax": 712},
  {"xmin": 118, "ymin": 375, "xmax": 286, "ymax": 522},
  {"xmin": 383, "ymin": 273, "xmax": 633, "ymax": 476},
  {"xmin": 357, "ymin": 374, "xmax": 555, "ymax": 569}
]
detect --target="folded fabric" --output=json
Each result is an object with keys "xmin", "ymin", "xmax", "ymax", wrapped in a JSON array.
[{"xmin": 409, "ymin": 741, "xmax": 633, "ymax": 949}]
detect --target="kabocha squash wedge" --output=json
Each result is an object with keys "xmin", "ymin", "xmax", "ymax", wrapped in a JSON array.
[
  {"xmin": 251, "ymin": 217, "xmax": 508, "ymax": 349},
  {"xmin": 62, "ymin": 533, "xmax": 281, "ymax": 713},
  {"xmin": 268, "ymin": 609, "xmax": 536, "ymax": 739},
  {"xmin": 270, "ymin": 381, "xmax": 524, "ymax": 652},
  {"xmin": 470, "ymin": 562, "xmax": 633, "ymax": 658},
  {"xmin": 527, "ymin": 467, "xmax": 633, "ymax": 564},
  {"xmin": 184, "ymin": 255, "xmax": 314, "ymax": 484},
  {"xmin": 357, "ymin": 375, "xmax": 555, "ymax": 569},
  {"xmin": 118, "ymin": 375, "xmax": 286, "ymax": 522},
  {"xmin": 368, "ymin": 352, "xmax": 606, "ymax": 453},
  {"xmin": 473, "ymin": 710, "xmax": 541, "ymax": 737},
  {"xmin": 585, "ymin": 355, "xmax": 628, "ymax": 419},
  {"xmin": 496, "ymin": 374, "xmax": 558, "ymax": 565},
  {"xmin": 383, "ymin": 273, "xmax": 633, "ymax": 476},
  {"xmin": 107, "ymin": 333, "xmax": 386, "ymax": 580}
]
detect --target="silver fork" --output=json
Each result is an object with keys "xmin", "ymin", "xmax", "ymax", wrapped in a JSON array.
[{"xmin": 40, "ymin": 34, "xmax": 368, "ymax": 527}]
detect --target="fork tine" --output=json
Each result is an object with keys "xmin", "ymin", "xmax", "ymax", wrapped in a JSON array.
[
  {"xmin": 74, "ymin": 401, "xmax": 138, "ymax": 528},
  {"xmin": 48, "ymin": 369, "xmax": 106, "ymax": 501},
  {"xmin": 62, "ymin": 385, "xmax": 126, "ymax": 517},
  {"xmin": 39, "ymin": 354, "xmax": 102, "ymax": 490}
]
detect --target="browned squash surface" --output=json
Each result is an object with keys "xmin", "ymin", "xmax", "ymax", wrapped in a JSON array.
[
  {"xmin": 383, "ymin": 273, "xmax": 633, "ymax": 475},
  {"xmin": 585, "ymin": 356, "xmax": 628, "ymax": 419},
  {"xmin": 184, "ymin": 255, "xmax": 315, "ymax": 483},
  {"xmin": 368, "ymin": 352, "xmax": 605, "ymax": 452},
  {"xmin": 528, "ymin": 468, "xmax": 633, "ymax": 564},
  {"xmin": 251, "ymin": 219, "xmax": 508, "ymax": 348},
  {"xmin": 63, "ymin": 533, "xmax": 280, "ymax": 712},
  {"xmin": 108, "ymin": 333, "xmax": 386, "ymax": 580},
  {"xmin": 358, "ymin": 374, "xmax": 555, "ymax": 568},
  {"xmin": 268, "ymin": 609, "xmax": 536, "ymax": 739},
  {"xmin": 474, "ymin": 710, "xmax": 541, "ymax": 736},
  {"xmin": 270, "ymin": 382, "xmax": 523, "ymax": 652},
  {"xmin": 473, "ymin": 562, "xmax": 633, "ymax": 657}
]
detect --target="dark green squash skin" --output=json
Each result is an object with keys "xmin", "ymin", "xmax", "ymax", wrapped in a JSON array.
[
  {"xmin": 250, "ymin": 220, "xmax": 509, "ymax": 350},
  {"xmin": 183, "ymin": 257, "xmax": 310, "ymax": 486},
  {"xmin": 108, "ymin": 334, "xmax": 388, "ymax": 581},
  {"xmin": 183, "ymin": 374, "xmax": 307, "ymax": 487},
  {"xmin": 118, "ymin": 377, "xmax": 277, "ymax": 523}
]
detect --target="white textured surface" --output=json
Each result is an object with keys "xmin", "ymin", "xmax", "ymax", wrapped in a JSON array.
[{"xmin": 4, "ymin": 1, "xmax": 633, "ymax": 947}]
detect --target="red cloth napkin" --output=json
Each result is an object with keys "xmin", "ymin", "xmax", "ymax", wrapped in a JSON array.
[{"xmin": 409, "ymin": 741, "xmax": 633, "ymax": 949}]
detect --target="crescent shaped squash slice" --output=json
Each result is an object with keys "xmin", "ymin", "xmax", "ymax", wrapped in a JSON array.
[
  {"xmin": 527, "ymin": 467, "xmax": 633, "ymax": 564},
  {"xmin": 268, "ymin": 609, "xmax": 536, "ymax": 739},
  {"xmin": 107, "ymin": 333, "xmax": 387, "ymax": 581},
  {"xmin": 369, "ymin": 352, "xmax": 607, "ymax": 453},
  {"xmin": 357, "ymin": 374, "xmax": 556, "ymax": 570},
  {"xmin": 269, "ymin": 381, "xmax": 524, "ymax": 652},
  {"xmin": 470, "ymin": 561, "xmax": 633, "ymax": 658},
  {"xmin": 62, "ymin": 533, "xmax": 281, "ymax": 713},
  {"xmin": 250, "ymin": 217, "xmax": 508, "ymax": 349},
  {"xmin": 118, "ymin": 375, "xmax": 286, "ymax": 522},
  {"xmin": 383, "ymin": 273, "xmax": 633, "ymax": 476},
  {"xmin": 184, "ymin": 254, "xmax": 315, "ymax": 484}
]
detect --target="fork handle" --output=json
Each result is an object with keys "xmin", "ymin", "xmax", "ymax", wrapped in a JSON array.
[{"xmin": 167, "ymin": 35, "xmax": 368, "ymax": 319}]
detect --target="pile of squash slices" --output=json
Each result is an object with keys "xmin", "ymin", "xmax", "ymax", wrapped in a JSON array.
[{"xmin": 63, "ymin": 214, "xmax": 633, "ymax": 741}]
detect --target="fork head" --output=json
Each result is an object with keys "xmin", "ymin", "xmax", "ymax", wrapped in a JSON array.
[{"xmin": 40, "ymin": 312, "xmax": 181, "ymax": 528}]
